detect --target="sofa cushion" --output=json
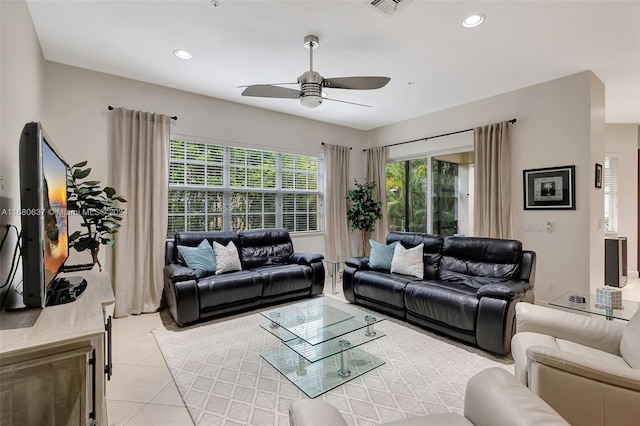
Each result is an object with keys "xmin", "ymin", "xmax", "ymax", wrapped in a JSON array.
[
  {"xmin": 212, "ymin": 240, "xmax": 242, "ymax": 274},
  {"xmin": 404, "ymin": 281, "xmax": 479, "ymax": 331},
  {"xmin": 176, "ymin": 239, "xmax": 216, "ymax": 277},
  {"xmin": 239, "ymin": 228, "xmax": 294, "ymax": 269},
  {"xmin": 620, "ymin": 310, "xmax": 640, "ymax": 368},
  {"xmin": 354, "ymin": 270, "xmax": 420, "ymax": 310},
  {"xmin": 438, "ymin": 237, "xmax": 522, "ymax": 287},
  {"xmin": 369, "ymin": 239, "xmax": 398, "ymax": 271},
  {"xmin": 386, "ymin": 232, "xmax": 443, "ymax": 280},
  {"xmin": 391, "ymin": 243, "xmax": 424, "ymax": 278},
  {"xmin": 253, "ymin": 264, "xmax": 314, "ymax": 297},
  {"xmin": 197, "ymin": 270, "xmax": 263, "ymax": 309}
]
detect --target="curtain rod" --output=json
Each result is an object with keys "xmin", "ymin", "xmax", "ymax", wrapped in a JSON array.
[
  {"xmin": 362, "ymin": 118, "xmax": 516, "ymax": 152},
  {"xmin": 108, "ymin": 105, "xmax": 177, "ymax": 121},
  {"xmin": 321, "ymin": 142, "xmax": 352, "ymax": 150}
]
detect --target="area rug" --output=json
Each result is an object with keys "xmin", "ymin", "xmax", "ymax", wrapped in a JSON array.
[{"xmin": 152, "ymin": 302, "xmax": 513, "ymax": 426}]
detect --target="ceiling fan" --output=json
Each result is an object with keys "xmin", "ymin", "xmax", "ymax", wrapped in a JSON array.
[{"xmin": 240, "ymin": 35, "xmax": 390, "ymax": 108}]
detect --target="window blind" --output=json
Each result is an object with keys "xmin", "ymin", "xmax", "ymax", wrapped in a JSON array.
[{"xmin": 167, "ymin": 140, "xmax": 323, "ymax": 237}]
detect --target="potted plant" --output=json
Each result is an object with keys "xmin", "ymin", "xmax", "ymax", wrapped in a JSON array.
[
  {"xmin": 65, "ymin": 160, "xmax": 127, "ymax": 271},
  {"xmin": 346, "ymin": 179, "xmax": 383, "ymax": 256}
]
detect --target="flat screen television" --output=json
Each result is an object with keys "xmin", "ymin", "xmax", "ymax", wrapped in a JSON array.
[{"xmin": 6, "ymin": 122, "xmax": 86, "ymax": 310}]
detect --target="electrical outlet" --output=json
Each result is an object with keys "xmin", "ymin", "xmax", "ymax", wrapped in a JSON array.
[
  {"xmin": 548, "ymin": 282, "xmax": 554, "ymax": 291},
  {"xmin": 338, "ymin": 271, "xmax": 343, "ymax": 281}
]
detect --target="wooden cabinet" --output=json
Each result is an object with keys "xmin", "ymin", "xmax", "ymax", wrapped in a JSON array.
[{"xmin": 0, "ymin": 270, "xmax": 115, "ymax": 426}]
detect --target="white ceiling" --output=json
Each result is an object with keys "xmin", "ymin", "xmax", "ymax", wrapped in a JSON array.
[{"xmin": 27, "ymin": 0, "xmax": 640, "ymax": 130}]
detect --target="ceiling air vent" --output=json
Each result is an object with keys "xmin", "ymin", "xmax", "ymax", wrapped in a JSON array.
[{"xmin": 368, "ymin": 0, "xmax": 413, "ymax": 16}]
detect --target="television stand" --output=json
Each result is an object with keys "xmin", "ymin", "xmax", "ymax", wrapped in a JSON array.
[{"xmin": 46, "ymin": 276, "xmax": 88, "ymax": 307}]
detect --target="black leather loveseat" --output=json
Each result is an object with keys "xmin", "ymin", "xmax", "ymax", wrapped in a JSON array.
[
  {"xmin": 343, "ymin": 232, "xmax": 536, "ymax": 355},
  {"xmin": 164, "ymin": 228, "xmax": 325, "ymax": 326}
]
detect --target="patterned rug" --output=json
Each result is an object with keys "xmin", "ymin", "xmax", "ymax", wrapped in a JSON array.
[{"xmin": 152, "ymin": 300, "xmax": 513, "ymax": 426}]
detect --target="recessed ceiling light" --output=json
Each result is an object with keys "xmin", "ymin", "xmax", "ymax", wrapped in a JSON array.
[
  {"xmin": 462, "ymin": 14, "xmax": 485, "ymax": 28},
  {"xmin": 173, "ymin": 49, "xmax": 192, "ymax": 60}
]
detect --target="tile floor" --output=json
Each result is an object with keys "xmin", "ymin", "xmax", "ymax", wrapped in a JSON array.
[{"xmin": 106, "ymin": 276, "xmax": 640, "ymax": 426}]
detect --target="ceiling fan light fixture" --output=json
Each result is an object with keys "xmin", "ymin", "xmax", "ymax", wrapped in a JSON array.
[
  {"xmin": 462, "ymin": 14, "xmax": 485, "ymax": 28},
  {"xmin": 173, "ymin": 49, "xmax": 192, "ymax": 60},
  {"xmin": 300, "ymin": 94, "xmax": 323, "ymax": 108}
]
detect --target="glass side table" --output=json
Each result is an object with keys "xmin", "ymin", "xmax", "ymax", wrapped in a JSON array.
[
  {"xmin": 549, "ymin": 291, "xmax": 639, "ymax": 321},
  {"xmin": 323, "ymin": 260, "xmax": 344, "ymax": 295}
]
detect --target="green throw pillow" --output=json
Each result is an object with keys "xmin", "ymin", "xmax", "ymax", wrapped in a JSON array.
[
  {"xmin": 369, "ymin": 239, "xmax": 398, "ymax": 271},
  {"xmin": 176, "ymin": 239, "xmax": 216, "ymax": 278}
]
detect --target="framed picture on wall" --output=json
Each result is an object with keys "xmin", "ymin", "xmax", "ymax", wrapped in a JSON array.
[
  {"xmin": 595, "ymin": 163, "xmax": 603, "ymax": 188},
  {"xmin": 523, "ymin": 165, "xmax": 576, "ymax": 210}
]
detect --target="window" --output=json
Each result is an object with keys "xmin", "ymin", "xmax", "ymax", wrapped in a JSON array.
[
  {"xmin": 604, "ymin": 156, "xmax": 618, "ymax": 232},
  {"xmin": 168, "ymin": 139, "xmax": 323, "ymax": 237}
]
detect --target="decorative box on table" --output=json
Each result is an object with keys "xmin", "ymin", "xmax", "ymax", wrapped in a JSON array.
[{"xmin": 595, "ymin": 287, "xmax": 623, "ymax": 309}]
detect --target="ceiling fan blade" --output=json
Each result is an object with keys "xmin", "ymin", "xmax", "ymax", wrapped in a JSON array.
[
  {"xmin": 324, "ymin": 97, "xmax": 372, "ymax": 108},
  {"xmin": 241, "ymin": 85, "xmax": 300, "ymax": 99},
  {"xmin": 237, "ymin": 82, "xmax": 297, "ymax": 88},
  {"xmin": 323, "ymin": 76, "xmax": 390, "ymax": 90}
]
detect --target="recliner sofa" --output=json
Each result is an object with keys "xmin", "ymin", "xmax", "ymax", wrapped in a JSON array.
[
  {"xmin": 343, "ymin": 232, "xmax": 536, "ymax": 355},
  {"xmin": 163, "ymin": 228, "xmax": 325, "ymax": 326}
]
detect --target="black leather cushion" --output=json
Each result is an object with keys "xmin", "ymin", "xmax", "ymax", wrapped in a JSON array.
[
  {"xmin": 404, "ymin": 280, "xmax": 479, "ymax": 331},
  {"xmin": 252, "ymin": 264, "xmax": 313, "ymax": 297},
  {"xmin": 438, "ymin": 237, "xmax": 522, "ymax": 287},
  {"xmin": 174, "ymin": 231, "xmax": 240, "ymax": 266},
  {"xmin": 386, "ymin": 232, "xmax": 444, "ymax": 280},
  {"xmin": 197, "ymin": 270, "xmax": 263, "ymax": 309},
  {"xmin": 239, "ymin": 228, "xmax": 294, "ymax": 269},
  {"xmin": 353, "ymin": 270, "xmax": 421, "ymax": 309}
]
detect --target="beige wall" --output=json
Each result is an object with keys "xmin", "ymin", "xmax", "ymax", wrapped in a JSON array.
[
  {"xmin": 40, "ymin": 62, "xmax": 368, "ymax": 266},
  {"xmin": 366, "ymin": 71, "xmax": 606, "ymax": 302},
  {"xmin": 0, "ymin": 0, "xmax": 46, "ymax": 302},
  {"xmin": 605, "ymin": 124, "xmax": 640, "ymax": 278}
]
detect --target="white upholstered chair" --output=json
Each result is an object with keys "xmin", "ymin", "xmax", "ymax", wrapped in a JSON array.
[
  {"xmin": 511, "ymin": 302, "xmax": 640, "ymax": 426},
  {"xmin": 289, "ymin": 367, "xmax": 568, "ymax": 426}
]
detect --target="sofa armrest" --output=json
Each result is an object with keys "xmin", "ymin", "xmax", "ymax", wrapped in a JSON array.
[
  {"xmin": 516, "ymin": 303, "xmax": 626, "ymax": 355},
  {"xmin": 465, "ymin": 368, "xmax": 569, "ymax": 426},
  {"xmin": 164, "ymin": 263, "xmax": 198, "ymax": 282},
  {"xmin": 526, "ymin": 345, "xmax": 640, "ymax": 392},
  {"xmin": 289, "ymin": 252, "xmax": 324, "ymax": 265},
  {"xmin": 289, "ymin": 400, "xmax": 348, "ymax": 426},
  {"xmin": 345, "ymin": 256, "xmax": 370, "ymax": 270},
  {"xmin": 162, "ymin": 269, "xmax": 200, "ymax": 326},
  {"xmin": 476, "ymin": 280, "xmax": 531, "ymax": 300}
]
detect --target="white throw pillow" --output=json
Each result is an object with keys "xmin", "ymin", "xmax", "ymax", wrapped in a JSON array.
[
  {"xmin": 390, "ymin": 243, "xmax": 424, "ymax": 279},
  {"xmin": 212, "ymin": 241, "xmax": 242, "ymax": 274}
]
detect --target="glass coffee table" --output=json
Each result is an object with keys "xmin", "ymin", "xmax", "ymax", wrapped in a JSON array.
[
  {"xmin": 259, "ymin": 297, "xmax": 386, "ymax": 398},
  {"xmin": 549, "ymin": 291, "xmax": 639, "ymax": 321}
]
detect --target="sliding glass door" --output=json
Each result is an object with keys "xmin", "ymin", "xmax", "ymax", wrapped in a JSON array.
[{"xmin": 385, "ymin": 150, "xmax": 473, "ymax": 236}]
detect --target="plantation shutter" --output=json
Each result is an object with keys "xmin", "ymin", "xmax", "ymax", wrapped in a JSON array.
[{"xmin": 604, "ymin": 156, "xmax": 618, "ymax": 232}]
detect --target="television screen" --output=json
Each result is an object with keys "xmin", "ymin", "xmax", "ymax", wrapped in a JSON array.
[{"xmin": 42, "ymin": 140, "xmax": 68, "ymax": 287}]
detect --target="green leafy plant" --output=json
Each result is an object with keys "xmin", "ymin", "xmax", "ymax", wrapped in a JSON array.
[
  {"xmin": 346, "ymin": 180, "xmax": 383, "ymax": 255},
  {"xmin": 65, "ymin": 160, "xmax": 127, "ymax": 271}
]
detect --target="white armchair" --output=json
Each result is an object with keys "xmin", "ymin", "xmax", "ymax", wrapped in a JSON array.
[{"xmin": 511, "ymin": 302, "xmax": 640, "ymax": 426}]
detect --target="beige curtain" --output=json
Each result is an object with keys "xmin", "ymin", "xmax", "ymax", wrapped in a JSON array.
[
  {"xmin": 323, "ymin": 143, "xmax": 350, "ymax": 262},
  {"xmin": 474, "ymin": 121, "xmax": 512, "ymax": 238},
  {"xmin": 112, "ymin": 108, "xmax": 170, "ymax": 317},
  {"xmin": 366, "ymin": 146, "xmax": 388, "ymax": 244}
]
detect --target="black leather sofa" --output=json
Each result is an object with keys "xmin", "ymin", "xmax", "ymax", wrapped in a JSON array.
[
  {"xmin": 163, "ymin": 228, "xmax": 325, "ymax": 326},
  {"xmin": 343, "ymin": 232, "xmax": 536, "ymax": 355}
]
